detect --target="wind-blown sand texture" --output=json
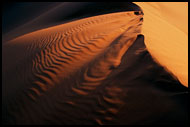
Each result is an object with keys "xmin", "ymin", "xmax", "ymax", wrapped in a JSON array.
[{"xmin": 2, "ymin": 2, "xmax": 188, "ymax": 125}]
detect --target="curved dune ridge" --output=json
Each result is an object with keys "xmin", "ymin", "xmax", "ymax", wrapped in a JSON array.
[
  {"xmin": 2, "ymin": 2, "xmax": 142, "ymax": 42},
  {"xmin": 3, "ymin": 11, "xmax": 144, "ymax": 124}
]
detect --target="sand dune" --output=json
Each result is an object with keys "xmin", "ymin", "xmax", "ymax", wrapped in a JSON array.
[{"xmin": 2, "ymin": 2, "xmax": 187, "ymax": 125}]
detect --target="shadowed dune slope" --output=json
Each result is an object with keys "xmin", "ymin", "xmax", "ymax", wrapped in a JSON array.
[{"xmin": 2, "ymin": 3, "xmax": 187, "ymax": 125}]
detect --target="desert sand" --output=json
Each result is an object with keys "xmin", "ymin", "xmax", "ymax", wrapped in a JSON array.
[{"xmin": 2, "ymin": 2, "xmax": 188, "ymax": 125}]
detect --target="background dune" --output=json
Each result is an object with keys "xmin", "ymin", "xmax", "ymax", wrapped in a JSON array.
[
  {"xmin": 2, "ymin": 2, "xmax": 188, "ymax": 125},
  {"xmin": 134, "ymin": 2, "xmax": 188, "ymax": 87}
]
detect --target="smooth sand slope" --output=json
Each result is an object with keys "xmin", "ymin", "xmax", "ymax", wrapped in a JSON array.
[
  {"xmin": 134, "ymin": 2, "xmax": 188, "ymax": 87},
  {"xmin": 2, "ymin": 3, "xmax": 187, "ymax": 125}
]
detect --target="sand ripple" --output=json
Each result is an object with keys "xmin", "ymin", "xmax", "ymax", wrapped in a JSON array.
[{"xmin": 2, "ymin": 11, "xmax": 143, "ymax": 124}]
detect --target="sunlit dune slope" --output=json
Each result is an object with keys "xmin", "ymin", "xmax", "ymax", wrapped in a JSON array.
[{"xmin": 134, "ymin": 2, "xmax": 188, "ymax": 87}]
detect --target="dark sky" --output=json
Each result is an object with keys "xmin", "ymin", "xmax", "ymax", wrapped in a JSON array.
[{"xmin": 2, "ymin": 2, "xmax": 60, "ymax": 34}]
